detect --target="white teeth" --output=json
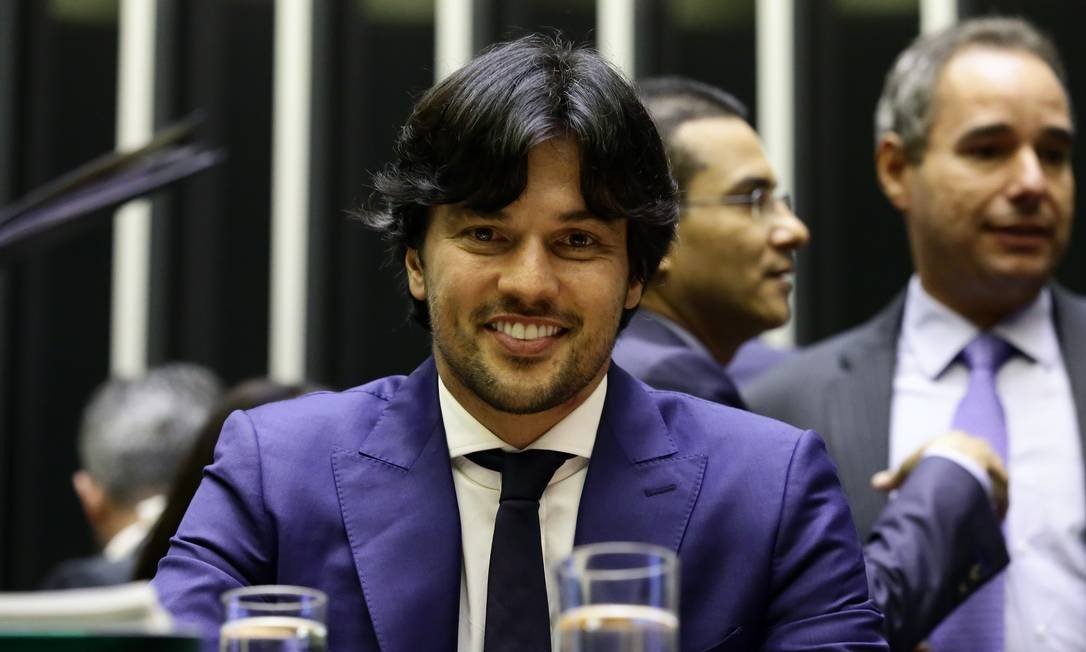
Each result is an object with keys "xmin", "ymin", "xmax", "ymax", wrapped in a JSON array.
[{"xmin": 493, "ymin": 321, "xmax": 558, "ymax": 340}]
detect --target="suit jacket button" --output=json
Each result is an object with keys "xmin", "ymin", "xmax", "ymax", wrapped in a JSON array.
[{"xmin": 968, "ymin": 563, "xmax": 983, "ymax": 583}]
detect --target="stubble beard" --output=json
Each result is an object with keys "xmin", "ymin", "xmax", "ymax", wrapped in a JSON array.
[{"xmin": 429, "ymin": 296, "xmax": 622, "ymax": 415}]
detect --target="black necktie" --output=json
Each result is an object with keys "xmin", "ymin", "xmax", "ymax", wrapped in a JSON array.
[{"xmin": 467, "ymin": 449, "xmax": 573, "ymax": 652}]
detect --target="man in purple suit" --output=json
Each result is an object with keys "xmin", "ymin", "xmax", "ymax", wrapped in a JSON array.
[{"xmin": 152, "ymin": 35, "xmax": 885, "ymax": 650}]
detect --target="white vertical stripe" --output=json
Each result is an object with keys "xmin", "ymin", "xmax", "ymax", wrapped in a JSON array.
[
  {"xmin": 110, "ymin": 0, "xmax": 156, "ymax": 378},
  {"xmin": 756, "ymin": 0, "xmax": 795, "ymax": 348},
  {"xmin": 596, "ymin": 0, "xmax": 635, "ymax": 77},
  {"xmin": 269, "ymin": 0, "xmax": 314, "ymax": 383},
  {"xmin": 920, "ymin": 0, "xmax": 956, "ymax": 34},
  {"xmin": 435, "ymin": 0, "xmax": 473, "ymax": 82}
]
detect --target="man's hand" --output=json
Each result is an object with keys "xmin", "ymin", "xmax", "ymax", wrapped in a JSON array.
[{"xmin": 870, "ymin": 430, "xmax": 1009, "ymax": 519}]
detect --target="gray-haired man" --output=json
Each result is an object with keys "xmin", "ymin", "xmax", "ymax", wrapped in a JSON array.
[
  {"xmin": 748, "ymin": 17, "xmax": 1086, "ymax": 651},
  {"xmin": 43, "ymin": 363, "xmax": 221, "ymax": 589}
]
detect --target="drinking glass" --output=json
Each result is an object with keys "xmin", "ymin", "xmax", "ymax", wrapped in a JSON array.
[
  {"xmin": 556, "ymin": 542, "xmax": 679, "ymax": 652},
  {"xmin": 219, "ymin": 585, "xmax": 327, "ymax": 652}
]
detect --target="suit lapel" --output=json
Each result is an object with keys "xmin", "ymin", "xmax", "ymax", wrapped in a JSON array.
[
  {"xmin": 331, "ymin": 359, "xmax": 460, "ymax": 652},
  {"xmin": 574, "ymin": 365, "xmax": 707, "ymax": 552},
  {"xmin": 826, "ymin": 295, "xmax": 904, "ymax": 536},
  {"xmin": 1052, "ymin": 286, "xmax": 1086, "ymax": 497}
]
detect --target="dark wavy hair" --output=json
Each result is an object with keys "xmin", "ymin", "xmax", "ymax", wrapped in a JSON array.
[{"xmin": 359, "ymin": 33, "xmax": 679, "ymax": 330}]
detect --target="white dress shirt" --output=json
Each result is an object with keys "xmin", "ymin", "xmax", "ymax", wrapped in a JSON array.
[
  {"xmin": 890, "ymin": 276, "xmax": 1086, "ymax": 651},
  {"xmin": 103, "ymin": 493, "xmax": 165, "ymax": 561},
  {"xmin": 440, "ymin": 375, "xmax": 604, "ymax": 652}
]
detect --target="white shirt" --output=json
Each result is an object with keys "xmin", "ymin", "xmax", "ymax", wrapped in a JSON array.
[
  {"xmin": 890, "ymin": 276, "xmax": 1086, "ymax": 651},
  {"xmin": 440, "ymin": 375, "xmax": 604, "ymax": 652},
  {"xmin": 103, "ymin": 493, "xmax": 165, "ymax": 561}
]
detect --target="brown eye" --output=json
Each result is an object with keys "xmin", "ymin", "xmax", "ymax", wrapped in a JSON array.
[
  {"xmin": 471, "ymin": 227, "xmax": 495, "ymax": 242},
  {"xmin": 566, "ymin": 232, "xmax": 594, "ymax": 248},
  {"xmin": 1038, "ymin": 146, "xmax": 1070, "ymax": 166}
]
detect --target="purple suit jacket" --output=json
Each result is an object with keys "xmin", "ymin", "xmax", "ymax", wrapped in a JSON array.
[{"xmin": 152, "ymin": 358, "xmax": 886, "ymax": 651}]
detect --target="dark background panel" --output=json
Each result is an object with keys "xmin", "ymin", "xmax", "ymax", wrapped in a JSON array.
[
  {"xmin": 0, "ymin": 0, "xmax": 21, "ymax": 589},
  {"xmin": 793, "ymin": 0, "xmax": 920, "ymax": 344},
  {"xmin": 162, "ymin": 0, "xmax": 274, "ymax": 384},
  {"xmin": 484, "ymin": 0, "xmax": 596, "ymax": 46},
  {"xmin": 2, "ymin": 0, "xmax": 119, "ymax": 589},
  {"xmin": 314, "ymin": 0, "xmax": 436, "ymax": 389},
  {"xmin": 638, "ymin": 0, "xmax": 756, "ymax": 125}
]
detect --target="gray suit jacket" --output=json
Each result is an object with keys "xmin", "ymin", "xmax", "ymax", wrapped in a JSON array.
[
  {"xmin": 744, "ymin": 285, "xmax": 1086, "ymax": 536},
  {"xmin": 744, "ymin": 285, "xmax": 1086, "ymax": 648}
]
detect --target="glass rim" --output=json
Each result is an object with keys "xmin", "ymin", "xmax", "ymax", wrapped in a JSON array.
[
  {"xmin": 220, "ymin": 584, "xmax": 328, "ymax": 611},
  {"xmin": 558, "ymin": 541, "xmax": 678, "ymax": 582}
]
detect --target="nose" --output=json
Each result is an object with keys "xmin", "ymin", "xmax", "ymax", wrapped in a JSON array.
[
  {"xmin": 496, "ymin": 238, "xmax": 561, "ymax": 306},
  {"xmin": 1007, "ymin": 147, "xmax": 1048, "ymax": 209},
  {"xmin": 768, "ymin": 206, "xmax": 811, "ymax": 251}
]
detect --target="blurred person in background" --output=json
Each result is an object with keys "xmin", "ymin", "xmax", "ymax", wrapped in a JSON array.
[
  {"xmin": 613, "ymin": 77, "xmax": 810, "ymax": 408},
  {"xmin": 747, "ymin": 17, "xmax": 1086, "ymax": 651},
  {"xmin": 41, "ymin": 363, "xmax": 221, "ymax": 590}
]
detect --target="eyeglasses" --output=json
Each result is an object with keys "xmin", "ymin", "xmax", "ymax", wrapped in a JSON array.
[{"xmin": 681, "ymin": 188, "xmax": 794, "ymax": 223}]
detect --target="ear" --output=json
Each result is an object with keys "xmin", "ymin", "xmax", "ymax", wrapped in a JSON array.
[
  {"xmin": 876, "ymin": 132, "xmax": 913, "ymax": 212},
  {"xmin": 405, "ymin": 247, "xmax": 427, "ymax": 301},
  {"xmin": 72, "ymin": 470, "xmax": 106, "ymax": 524},
  {"xmin": 649, "ymin": 234, "xmax": 682, "ymax": 285},
  {"xmin": 655, "ymin": 252, "xmax": 674, "ymax": 278}
]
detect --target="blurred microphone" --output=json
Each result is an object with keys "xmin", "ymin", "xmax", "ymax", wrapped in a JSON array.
[{"xmin": 0, "ymin": 112, "xmax": 224, "ymax": 260}]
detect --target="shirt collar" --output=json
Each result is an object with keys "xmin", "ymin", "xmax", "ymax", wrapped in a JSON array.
[
  {"xmin": 440, "ymin": 373, "xmax": 603, "ymax": 460},
  {"xmin": 103, "ymin": 493, "xmax": 165, "ymax": 561},
  {"xmin": 639, "ymin": 310, "xmax": 715, "ymax": 360},
  {"xmin": 901, "ymin": 275, "xmax": 1059, "ymax": 378}
]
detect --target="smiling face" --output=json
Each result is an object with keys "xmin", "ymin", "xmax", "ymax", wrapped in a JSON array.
[
  {"xmin": 647, "ymin": 116, "xmax": 809, "ymax": 360},
  {"xmin": 405, "ymin": 137, "xmax": 642, "ymax": 442},
  {"xmin": 880, "ymin": 46, "xmax": 1074, "ymax": 326}
]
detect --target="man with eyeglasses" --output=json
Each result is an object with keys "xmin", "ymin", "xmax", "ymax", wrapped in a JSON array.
[
  {"xmin": 613, "ymin": 78, "xmax": 805, "ymax": 408},
  {"xmin": 614, "ymin": 76, "xmax": 1010, "ymax": 651}
]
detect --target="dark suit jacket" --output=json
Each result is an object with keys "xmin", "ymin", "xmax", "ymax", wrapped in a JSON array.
[
  {"xmin": 152, "ymin": 358, "xmax": 886, "ymax": 651},
  {"xmin": 40, "ymin": 553, "xmax": 135, "ymax": 590},
  {"xmin": 745, "ymin": 287, "xmax": 1086, "ymax": 647},
  {"xmin": 616, "ymin": 308, "xmax": 1008, "ymax": 651},
  {"xmin": 612, "ymin": 311, "xmax": 745, "ymax": 407}
]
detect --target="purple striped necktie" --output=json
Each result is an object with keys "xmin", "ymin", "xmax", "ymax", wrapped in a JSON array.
[{"xmin": 929, "ymin": 332, "xmax": 1013, "ymax": 652}]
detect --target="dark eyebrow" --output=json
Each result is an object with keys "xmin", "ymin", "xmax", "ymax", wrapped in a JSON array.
[
  {"xmin": 1038, "ymin": 126, "xmax": 1075, "ymax": 148},
  {"xmin": 445, "ymin": 205, "xmax": 506, "ymax": 222},
  {"xmin": 557, "ymin": 209, "xmax": 607, "ymax": 223},
  {"xmin": 957, "ymin": 123, "xmax": 1075, "ymax": 147},
  {"xmin": 724, "ymin": 175, "xmax": 773, "ymax": 196},
  {"xmin": 957, "ymin": 123, "xmax": 1015, "ymax": 144},
  {"xmin": 447, "ymin": 206, "xmax": 607, "ymax": 224}
]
